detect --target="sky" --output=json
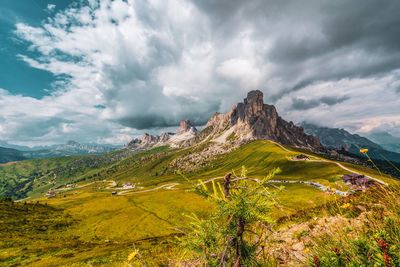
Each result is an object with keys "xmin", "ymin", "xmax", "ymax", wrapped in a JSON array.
[{"xmin": 0, "ymin": 0, "xmax": 400, "ymax": 147}]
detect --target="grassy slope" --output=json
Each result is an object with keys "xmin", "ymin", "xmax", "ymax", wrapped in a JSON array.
[
  {"xmin": 1, "ymin": 140, "xmax": 399, "ymax": 265},
  {"xmin": 0, "ymin": 156, "xmax": 79, "ymax": 199}
]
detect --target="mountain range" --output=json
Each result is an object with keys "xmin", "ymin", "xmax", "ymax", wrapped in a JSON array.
[
  {"xmin": 0, "ymin": 141, "xmax": 120, "ymax": 163},
  {"xmin": 124, "ymin": 90, "xmax": 322, "ymax": 152},
  {"xmin": 2, "ymin": 91, "xmax": 399, "ymax": 167},
  {"xmin": 302, "ymin": 123, "xmax": 400, "ymax": 163},
  {"xmin": 367, "ymin": 132, "xmax": 400, "ymax": 153},
  {"xmin": 0, "ymin": 147, "xmax": 26, "ymax": 163}
]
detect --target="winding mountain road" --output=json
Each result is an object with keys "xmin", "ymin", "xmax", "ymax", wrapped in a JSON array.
[
  {"xmin": 270, "ymin": 140, "xmax": 388, "ymax": 185},
  {"xmin": 117, "ymin": 183, "xmax": 179, "ymax": 195}
]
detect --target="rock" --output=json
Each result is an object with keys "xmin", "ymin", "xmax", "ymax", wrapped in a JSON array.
[
  {"xmin": 124, "ymin": 132, "xmax": 173, "ymax": 150},
  {"xmin": 338, "ymin": 144, "xmax": 349, "ymax": 152},
  {"xmin": 160, "ymin": 132, "xmax": 171, "ymax": 142},
  {"xmin": 205, "ymin": 90, "xmax": 323, "ymax": 151},
  {"xmin": 176, "ymin": 120, "xmax": 198, "ymax": 135},
  {"xmin": 292, "ymin": 242, "xmax": 305, "ymax": 251},
  {"xmin": 141, "ymin": 133, "xmax": 157, "ymax": 144}
]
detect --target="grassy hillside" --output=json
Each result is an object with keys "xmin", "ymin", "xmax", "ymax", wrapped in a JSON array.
[
  {"xmin": 0, "ymin": 146, "xmax": 26, "ymax": 163},
  {"xmin": 1, "ymin": 140, "xmax": 399, "ymax": 265},
  {"xmin": 0, "ymin": 147, "xmax": 170, "ymax": 199}
]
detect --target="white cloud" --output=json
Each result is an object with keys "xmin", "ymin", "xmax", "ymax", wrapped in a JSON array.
[
  {"xmin": 216, "ymin": 58, "xmax": 262, "ymax": 89},
  {"xmin": 46, "ymin": 4, "xmax": 56, "ymax": 12},
  {"xmin": 0, "ymin": 0, "xmax": 399, "ymax": 146},
  {"xmin": 276, "ymin": 73, "xmax": 400, "ymax": 136}
]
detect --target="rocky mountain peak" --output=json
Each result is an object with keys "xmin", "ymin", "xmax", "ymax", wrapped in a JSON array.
[
  {"xmin": 243, "ymin": 90, "xmax": 264, "ymax": 114},
  {"xmin": 140, "ymin": 133, "xmax": 160, "ymax": 144},
  {"xmin": 177, "ymin": 120, "xmax": 198, "ymax": 135},
  {"xmin": 203, "ymin": 90, "xmax": 323, "ymax": 151},
  {"xmin": 160, "ymin": 132, "xmax": 171, "ymax": 142}
]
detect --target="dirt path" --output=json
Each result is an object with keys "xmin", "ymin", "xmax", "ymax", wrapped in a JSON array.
[
  {"xmin": 288, "ymin": 157, "xmax": 387, "ymax": 185},
  {"xmin": 53, "ymin": 180, "xmax": 117, "ymax": 193},
  {"xmin": 104, "ymin": 180, "xmax": 117, "ymax": 189},
  {"xmin": 278, "ymin": 141, "xmax": 388, "ymax": 186},
  {"xmin": 15, "ymin": 196, "xmax": 31, "ymax": 202},
  {"xmin": 333, "ymin": 162, "xmax": 387, "ymax": 185},
  {"xmin": 270, "ymin": 140, "xmax": 291, "ymax": 152}
]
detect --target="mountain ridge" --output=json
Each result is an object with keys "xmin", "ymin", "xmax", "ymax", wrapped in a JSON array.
[
  {"xmin": 0, "ymin": 147, "xmax": 27, "ymax": 163},
  {"xmin": 367, "ymin": 132, "xmax": 400, "ymax": 153},
  {"xmin": 302, "ymin": 123, "xmax": 400, "ymax": 163},
  {"xmin": 124, "ymin": 90, "xmax": 324, "ymax": 153},
  {"xmin": 0, "ymin": 141, "xmax": 120, "ymax": 163},
  {"xmin": 201, "ymin": 90, "xmax": 323, "ymax": 151}
]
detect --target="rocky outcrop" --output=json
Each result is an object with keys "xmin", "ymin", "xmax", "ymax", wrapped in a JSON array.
[
  {"xmin": 168, "ymin": 120, "xmax": 198, "ymax": 148},
  {"xmin": 204, "ymin": 90, "xmax": 323, "ymax": 151},
  {"xmin": 177, "ymin": 120, "xmax": 198, "ymax": 135},
  {"xmin": 124, "ymin": 119, "xmax": 198, "ymax": 150},
  {"xmin": 124, "ymin": 132, "xmax": 173, "ymax": 150}
]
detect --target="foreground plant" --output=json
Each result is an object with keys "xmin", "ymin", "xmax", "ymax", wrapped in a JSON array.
[
  {"xmin": 177, "ymin": 167, "xmax": 282, "ymax": 266},
  {"xmin": 309, "ymin": 186, "xmax": 400, "ymax": 267}
]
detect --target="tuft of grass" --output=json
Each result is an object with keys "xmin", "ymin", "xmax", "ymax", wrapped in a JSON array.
[{"xmin": 307, "ymin": 186, "xmax": 400, "ymax": 266}]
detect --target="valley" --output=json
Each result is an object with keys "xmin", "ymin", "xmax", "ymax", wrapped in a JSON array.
[
  {"xmin": 1, "ymin": 91, "xmax": 399, "ymax": 266},
  {"xmin": 1, "ymin": 138, "xmax": 397, "ymax": 266},
  {"xmin": 2, "ymin": 0, "xmax": 400, "ymax": 265}
]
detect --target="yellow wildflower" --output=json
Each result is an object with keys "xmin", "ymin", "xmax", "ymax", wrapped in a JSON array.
[
  {"xmin": 127, "ymin": 249, "xmax": 139, "ymax": 262},
  {"xmin": 360, "ymin": 148, "xmax": 368, "ymax": 154},
  {"xmin": 341, "ymin": 203, "xmax": 351, "ymax": 209}
]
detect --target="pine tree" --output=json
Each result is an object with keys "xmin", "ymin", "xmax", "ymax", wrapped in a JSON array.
[{"xmin": 178, "ymin": 167, "xmax": 282, "ymax": 266}]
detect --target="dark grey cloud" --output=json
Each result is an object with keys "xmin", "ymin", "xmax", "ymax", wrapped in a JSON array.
[
  {"xmin": 320, "ymin": 96, "xmax": 350, "ymax": 106},
  {"xmin": 291, "ymin": 95, "xmax": 349, "ymax": 110},
  {"xmin": 3, "ymin": 0, "xmax": 400, "ymax": 146},
  {"xmin": 195, "ymin": 0, "xmax": 400, "ymax": 99}
]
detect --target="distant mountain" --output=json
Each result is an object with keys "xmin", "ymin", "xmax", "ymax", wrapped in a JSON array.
[
  {"xmin": 124, "ymin": 120, "xmax": 198, "ymax": 150},
  {"xmin": 0, "ymin": 141, "xmax": 36, "ymax": 151},
  {"xmin": 22, "ymin": 141, "xmax": 120, "ymax": 159},
  {"xmin": 301, "ymin": 123, "xmax": 400, "ymax": 163},
  {"xmin": 367, "ymin": 132, "xmax": 400, "ymax": 153},
  {"xmin": 0, "ymin": 147, "xmax": 27, "ymax": 163},
  {"xmin": 0, "ymin": 141, "xmax": 120, "ymax": 163}
]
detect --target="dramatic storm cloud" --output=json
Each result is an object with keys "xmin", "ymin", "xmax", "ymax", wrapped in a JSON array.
[{"xmin": 1, "ymin": 0, "xmax": 400, "ymax": 146}]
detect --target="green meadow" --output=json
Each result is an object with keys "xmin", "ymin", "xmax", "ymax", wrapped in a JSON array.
[{"xmin": 0, "ymin": 140, "xmax": 398, "ymax": 265}]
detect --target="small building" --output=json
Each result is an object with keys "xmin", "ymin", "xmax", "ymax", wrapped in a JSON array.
[
  {"xmin": 296, "ymin": 154, "xmax": 309, "ymax": 160},
  {"xmin": 122, "ymin": 182, "xmax": 135, "ymax": 189},
  {"xmin": 341, "ymin": 173, "xmax": 363, "ymax": 184},
  {"xmin": 341, "ymin": 173, "xmax": 376, "ymax": 188},
  {"xmin": 355, "ymin": 177, "xmax": 376, "ymax": 187}
]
